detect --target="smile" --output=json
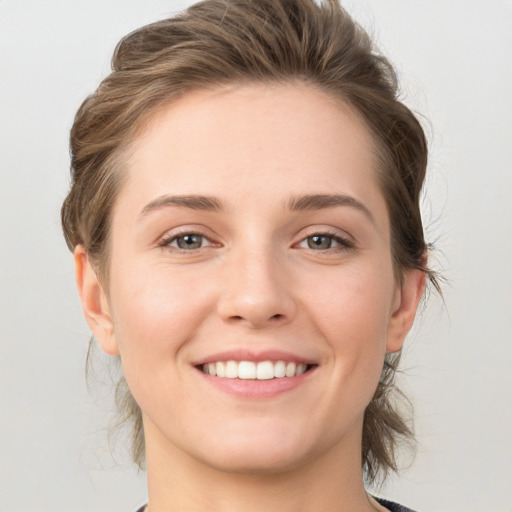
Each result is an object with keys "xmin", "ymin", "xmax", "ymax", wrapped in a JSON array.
[{"xmin": 201, "ymin": 360, "xmax": 311, "ymax": 380}]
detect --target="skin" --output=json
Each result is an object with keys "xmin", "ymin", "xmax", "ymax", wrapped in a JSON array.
[{"xmin": 75, "ymin": 83, "xmax": 425, "ymax": 512}]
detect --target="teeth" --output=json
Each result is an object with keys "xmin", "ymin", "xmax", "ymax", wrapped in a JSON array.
[
  {"xmin": 238, "ymin": 361, "xmax": 256, "ymax": 379},
  {"xmin": 226, "ymin": 360, "xmax": 238, "ymax": 378},
  {"xmin": 285, "ymin": 362, "xmax": 296, "ymax": 377},
  {"xmin": 274, "ymin": 360, "xmax": 286, "ymax": 378},
  {"xmin": 216, "ymin": 361, "xmax": 226, "ymax": 377},
  {"xmin": 256, "ymin": 361, "xmax": 274, "ymax": 380},
  {"xmin": 201, "ymin": 360, "xmax": 309, "ymax": 379},
  {"xmin": 296, "ymin": 363, "xmax": 307, "ymax": 375}
]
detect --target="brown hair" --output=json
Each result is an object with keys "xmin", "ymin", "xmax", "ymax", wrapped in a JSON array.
[{"xmin": 62, "ymin": 0, "xmax": 439, "ymax": 484}]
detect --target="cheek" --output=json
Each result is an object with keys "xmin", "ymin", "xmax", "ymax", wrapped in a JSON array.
[
  {"xmin": 106, "ymin": 264, "xmax": 219, "ymax": 415},
  {"xmin": 108, "ymin": 263, "xmax": 216, "ymax": 359},
  {"xmin": 313, "ymin": 264, "xmax": 394, "ymax": 337},
  {"xmin": 308, "ymin": 265, "xmax": 394, "ymax": 382}
]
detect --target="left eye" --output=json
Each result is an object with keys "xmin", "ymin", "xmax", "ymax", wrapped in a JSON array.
[
  {"xmin": 167, "ymin": 233, "xmax": 209, "ymax": 250},
  {"xmin": 298, "ymin": 234, "xmax": 348, "ymax": 250}
]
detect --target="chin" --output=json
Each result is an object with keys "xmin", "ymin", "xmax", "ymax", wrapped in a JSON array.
[
  {"xmin": 189, "ymin": 423, "xmax": 322, "ymax": 475},
  {"xmin": 200, "ymin": 445, "xmax": 307, "ymax": 475}
]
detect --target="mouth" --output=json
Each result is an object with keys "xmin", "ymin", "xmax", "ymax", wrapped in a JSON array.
[{"xmin": 197, "ymin": 360, "xmax": 316, "ymax": 380}]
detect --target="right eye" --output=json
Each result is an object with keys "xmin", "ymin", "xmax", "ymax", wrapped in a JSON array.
[{"xmin": 162, "ymin": 233, "xmax": 213, "ymax": 250}]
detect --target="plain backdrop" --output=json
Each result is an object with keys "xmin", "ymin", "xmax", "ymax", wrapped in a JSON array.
[{"xmin": 1, "ymin": 1, "xmax": 511, "ymax": 511}]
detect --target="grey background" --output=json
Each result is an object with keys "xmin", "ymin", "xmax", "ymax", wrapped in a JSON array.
[{"xmin": 1, "ymin": 1, "xmax": 511, "ymax": 511}]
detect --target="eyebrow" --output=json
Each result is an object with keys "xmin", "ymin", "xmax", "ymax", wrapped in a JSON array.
[
  {"xmin": 138, "ymin": 192, "xmax": 374, "ymax": 224},
  {"xmin": 139, "ymin": 194, "xmax": 223, "ymax": 217},
  {"xmin": 288, "ymin": 194, "xmax": 375, "ymax": 224}
]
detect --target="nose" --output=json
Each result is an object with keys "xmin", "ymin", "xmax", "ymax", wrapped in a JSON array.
[{"xmin": 217, "ymin": 245, "xmax": 296, "ymax": 329}]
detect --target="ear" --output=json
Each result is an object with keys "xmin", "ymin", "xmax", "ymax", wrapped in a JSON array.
[
  {"xmin": 386, "ymin": 268, "xmax": 426, "ymax": 353},
  {"xmin": 74, "ymin": 245, "xmax": 119, "ymax": 356}
]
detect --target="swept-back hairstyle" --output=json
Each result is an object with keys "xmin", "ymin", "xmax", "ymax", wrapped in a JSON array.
[{"xmin": 62, "ymin": 0, "xmax": 438, "ymax": 484}]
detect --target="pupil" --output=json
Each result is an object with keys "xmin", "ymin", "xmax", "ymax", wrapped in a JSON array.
[
  {"xmin": 178, "ymin": 234, "xmax": 202, "ymax": 249},
  {"xmin": 308, "ymin": 235, "xmax": 331, "ymax": 250}
]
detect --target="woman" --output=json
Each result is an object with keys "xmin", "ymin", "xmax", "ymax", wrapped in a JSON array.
[{"xmin": 61, "ymin": 0, "xmax": 438, "ymax": 510}]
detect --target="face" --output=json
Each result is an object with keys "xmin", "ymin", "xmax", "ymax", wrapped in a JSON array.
[{"xmin": 77, "ymin": 83, "xmax": 423, "ymax": 475}]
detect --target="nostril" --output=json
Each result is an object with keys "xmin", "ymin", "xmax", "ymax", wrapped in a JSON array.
[{"xmin": 271, "ymin": 314, "xmax": 283, "ymax": 320}]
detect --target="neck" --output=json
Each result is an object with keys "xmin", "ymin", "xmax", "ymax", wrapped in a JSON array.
[{"xmin": 143, "ymin": 418, "xmax": 380, "ymax": 512}]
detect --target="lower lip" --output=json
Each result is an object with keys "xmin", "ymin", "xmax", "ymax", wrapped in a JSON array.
[{"xmin": 195, "ymin": 367, "xmax": 315, "ymax": 398}]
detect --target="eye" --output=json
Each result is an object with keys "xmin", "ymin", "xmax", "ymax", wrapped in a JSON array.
[
  {"xmin": 297, "ymin": 232, "xmax": 353, "ymax": 251},
  {"xmin": 162, "ymin": 233, "xmax": 212, "ymax": 250},
  {"xmin": 306, "ymin": 234, "xmax": 335, "ymax": 250}
]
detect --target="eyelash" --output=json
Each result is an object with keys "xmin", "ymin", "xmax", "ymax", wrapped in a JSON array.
[{"xmin": 159, "ymin": 229, "xmax": 354, "ymax": 254}]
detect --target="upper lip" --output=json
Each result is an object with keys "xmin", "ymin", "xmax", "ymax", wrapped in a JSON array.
[{"xmin": 192, "ymin": 349, "xmax": 317, "ymax": 366}]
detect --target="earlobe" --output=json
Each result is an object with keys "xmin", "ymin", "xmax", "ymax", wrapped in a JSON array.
[
  {"xmin": 74, "ymin": 245, "xmax": 119, "ymax": 356},
  {"xmin": 386, "ymin": 269, "xmax": 426, "ymax": 353}
]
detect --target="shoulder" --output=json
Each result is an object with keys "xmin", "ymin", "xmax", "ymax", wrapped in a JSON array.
[{"xmin": 375, "ymin": 497, "xmax": 418, "ymax": 512}]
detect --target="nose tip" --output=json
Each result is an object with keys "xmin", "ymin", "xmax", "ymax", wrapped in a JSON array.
[
  {"xmin": 220, "ymin": 295, "xmax": 294, "ymax": 330},
  {"xmin": 217, "ymin": 255, "xmax": 296, "ymax": 329},
  {"xmin": 228, "ymin": 311, "xmax": 288, "ymax": 329}
]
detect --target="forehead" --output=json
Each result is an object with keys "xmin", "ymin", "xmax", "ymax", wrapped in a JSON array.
[{"xmin": 117, "ymin": 82, "xmax": 386, "ymax": 222}]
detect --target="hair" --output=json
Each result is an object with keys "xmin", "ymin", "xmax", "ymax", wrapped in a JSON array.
[{"xmin": 62, "ymin": 0, "xmax": 439, "ymax": 485}]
